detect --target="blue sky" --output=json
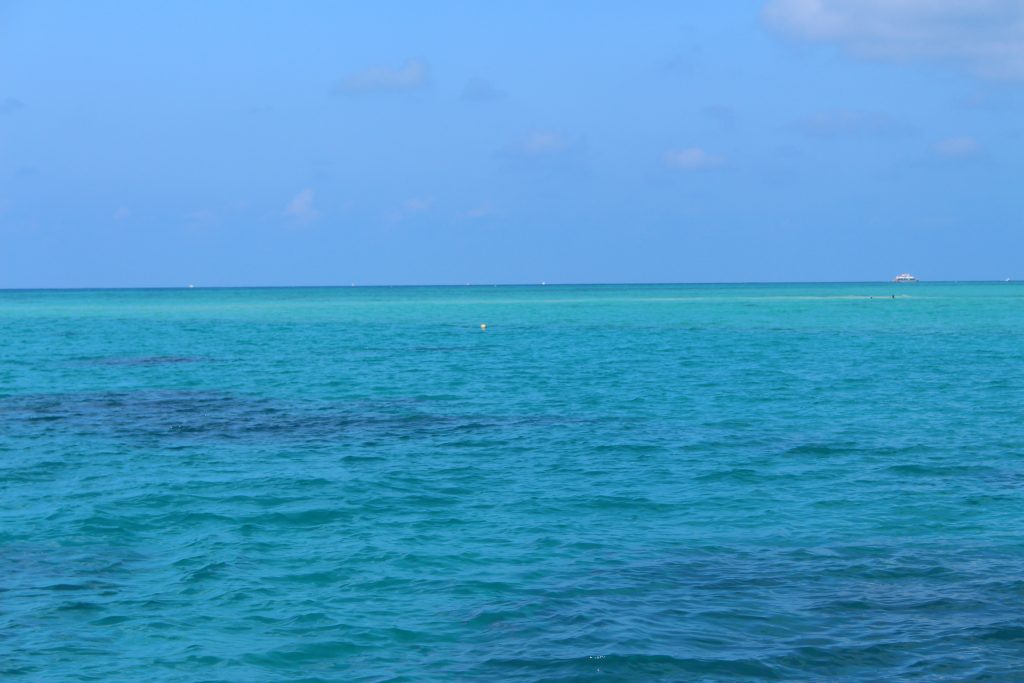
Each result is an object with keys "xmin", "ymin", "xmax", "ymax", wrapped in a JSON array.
[{"xmin": 1, "ymin": 1, "xmax": 1023, "ymax": 287}]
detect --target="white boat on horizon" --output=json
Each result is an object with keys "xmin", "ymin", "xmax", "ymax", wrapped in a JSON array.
[{"xmin": 893, "ymin": 273, "xmax": 918, "ymax": 283}]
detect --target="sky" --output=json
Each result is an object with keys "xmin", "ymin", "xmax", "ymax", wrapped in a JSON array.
[{"xmin": 1, "ymin": 0, "xmax": 1023, "ymax": 287}]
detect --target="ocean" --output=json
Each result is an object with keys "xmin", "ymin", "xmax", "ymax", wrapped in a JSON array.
[{"xmin": 2, "ymin": 283, "xmax": 1023, "ymax": 681}]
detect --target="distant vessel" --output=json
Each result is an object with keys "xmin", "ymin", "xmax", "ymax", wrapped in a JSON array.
[{"xmin": 893, "ymin": 273, "xmax": 918, "ymax": 283}]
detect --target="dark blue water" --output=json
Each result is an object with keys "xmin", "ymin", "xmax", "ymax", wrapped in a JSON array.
[{"xmin": 2, "ymin": 283, "xmax": 1023, "ymax": 681}]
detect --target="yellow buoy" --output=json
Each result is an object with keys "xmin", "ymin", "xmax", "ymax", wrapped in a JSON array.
[{"xmin": 480, "ymin": 323, "xmax": 487, "ymax": 331}]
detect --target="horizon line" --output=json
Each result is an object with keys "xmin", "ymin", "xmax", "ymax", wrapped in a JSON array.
[{"xmin": 0, "ymin": 279, "xmax": 1017, "ymax": 293}]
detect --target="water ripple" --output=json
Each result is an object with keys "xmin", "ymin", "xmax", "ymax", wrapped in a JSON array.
[{"xmin": 2, "ymin": 283, "xmax": 1024, "ymax": 681}]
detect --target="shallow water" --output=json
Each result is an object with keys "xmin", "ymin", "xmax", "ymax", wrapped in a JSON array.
[{"xmin": 2, "ymin": 283, "xmax": 1023, "ymax": 681}]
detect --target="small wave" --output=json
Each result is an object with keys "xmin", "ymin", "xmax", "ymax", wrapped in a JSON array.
[{"xmin": 81, "ymin": 355, "xmax": 206, "ymax": 366}]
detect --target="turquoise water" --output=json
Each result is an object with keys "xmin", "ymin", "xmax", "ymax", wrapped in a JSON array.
[{"xmin": 2, "ymin": 283, "xmax": 1023, "ymax": 681}]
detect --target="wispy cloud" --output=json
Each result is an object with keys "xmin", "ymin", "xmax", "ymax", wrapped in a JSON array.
[
  {"xmin": 386, "ymin": 197, "xmax": 433, "ymax": 223},
  {"xmin": 701, "ymin": 104, "xmax": 737, "ymax": 129},
  {"xmin": 285, "ymin": 188, "xmax": 320, "ymax": 223},
  {"xmin": 505, "ymin": 130, "xmax": 572, "ymax": 158},
  {"xmin": 0, "ymin": 97, "xmax": 24, "ymax": 115},
  {"xmin": 660, "ymin": 46, "xmax": 701, "ymax": 74},
  {"xmin": 797, "ymin": 109, "xmax": 905, "ymax": 138},
  {"xmin": 664, "ymin": 147, "xmax": 725, "ymax": 170},
  {"xmin": 463, "ymin": 201, "xmax": 495, "ymax": 220},
  {"xmin": 935, "ymin": 136, "xmax": 981, "ymax": 158},
  {"xmin": 461, "ymin": 78, "xmax": 505, "ymax": 102},
  {"xmin": 763, "ymin": 0, "xmax": 1024, "ymax": 80},
  {"xmin": 955, "ymin": 88, "xmax": 1024, "ymax": 111},
  {"xmin": 184, "ymin": 209, "xmax": 217, "ymax": 230},
  {"xmin": 404, "ymin": 197, "xmax": 432, "ymax": 212},
  {"xmin": 335, "ymin": 59, "xmax": 429, "ymax": 94}
]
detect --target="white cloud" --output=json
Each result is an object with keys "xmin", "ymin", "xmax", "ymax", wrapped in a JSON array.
[
  {"xmin": 797, "ymin": 109, "xmax": 904, "ymax": 138},
  {"xmin": 336, "ymin": 59, "xmax": 429, "ymax": 94},
  {"xmin": 763, "ymin": 0, "xmax": 1024, "ymax": 80},
  {"xmin": 404, "ymin": 197, "xmax": 432, "ymax": 212},
  {"xmin": 935, "ymin": 136, "xmax": 981, "ymax": 158},
  {"xmin": 463, "ymin": 201, "xmax": 494, "ymax": 219},
  {"xmin": 0, "ymin": 97, "xmax": 24, "ymax": 115},
  {"xmin": 462, "ymin": 78, "xmax": 504, "ymax": 102},
  {"xmin": 113, "ymin": 207, "xmax": 131, "ymax": 221},
  {"xmin": 386, "ymin": 197, "xmax": 433, "ymax": 223},
  {"xmin": 664, "ymin": 147, "xmax": 725, "ymax": 170},
  {"xmin": 701, "ymin": 104, "xmax": 737, "ymax": 129},
  {"xmin": 285, "ymin": 188, "xmax": 319, "ymax": 223},
  {"xmin": 507, "ymin": 130, "xmax": 572, "ymax": 158},
  {"xmin": 184, "ymin": 209, "xmax": 217, "ymax": 230}
]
